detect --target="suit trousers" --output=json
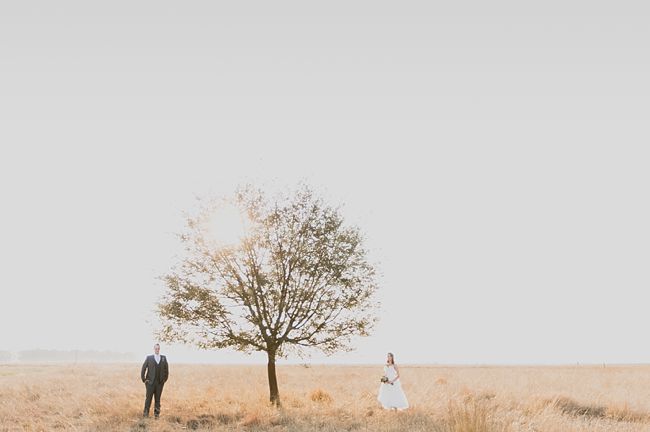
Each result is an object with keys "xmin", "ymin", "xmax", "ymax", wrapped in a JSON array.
[{"xmin": 143, "ymin": 381, "xmax": 164, "ymax": 417}]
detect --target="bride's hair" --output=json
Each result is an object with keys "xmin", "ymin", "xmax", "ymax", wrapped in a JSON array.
[{"xmin": 387, "ymin": 352, "xmax": 395, "ymax": 365}]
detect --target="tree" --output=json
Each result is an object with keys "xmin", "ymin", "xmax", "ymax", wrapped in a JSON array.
[{"xmin": 158, "ymin": 185, "xmax": 379, "ymax": 405}]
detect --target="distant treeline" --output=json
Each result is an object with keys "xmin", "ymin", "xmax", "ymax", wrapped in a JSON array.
[{"xmin": 0, "ymin": 350, "xmax": 136, "ymax": 363}]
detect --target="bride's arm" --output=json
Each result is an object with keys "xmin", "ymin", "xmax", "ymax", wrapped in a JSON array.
[{"xmin": 390, "ymin": 365, "xmax": 400, "ymax": 384}]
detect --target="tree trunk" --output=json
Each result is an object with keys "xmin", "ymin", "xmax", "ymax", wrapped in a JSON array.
[{"xmin": 267, "ymin": 350, "xmax": 281, "ymax": 406}]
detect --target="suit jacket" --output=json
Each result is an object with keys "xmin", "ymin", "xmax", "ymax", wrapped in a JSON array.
[{"xmin": 141, "ymin": 354, "xmax": 169, "ymax": 384}]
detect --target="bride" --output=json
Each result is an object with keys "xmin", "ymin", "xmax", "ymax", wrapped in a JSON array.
[{"xmin": 377, "ymin": 352, "xmax": 409, "ymax": 410}]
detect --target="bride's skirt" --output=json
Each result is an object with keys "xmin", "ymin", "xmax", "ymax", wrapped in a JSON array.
[{"xmin": 377, "ymin": 381, "xmax": 409, "ymax": 410}]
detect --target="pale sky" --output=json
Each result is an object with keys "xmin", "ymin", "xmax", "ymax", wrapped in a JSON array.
[{"xmin": 1, "ymin": 1, "xmax": 649, "ymax": 365}]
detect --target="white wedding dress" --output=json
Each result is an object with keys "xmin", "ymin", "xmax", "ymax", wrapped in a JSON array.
[{"xmin": 377, "ymin": 365, "xmax": 409, "ymax": 410}]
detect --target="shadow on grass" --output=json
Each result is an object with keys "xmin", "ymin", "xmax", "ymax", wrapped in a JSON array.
[{"xmin": 550, "ymin": 396, "xmax": 649, "ymax": 423}]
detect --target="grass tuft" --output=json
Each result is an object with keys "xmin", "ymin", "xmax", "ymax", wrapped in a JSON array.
[{"xmin": 309, "ymin": 388, "xmax": 333, "ymax": 403}]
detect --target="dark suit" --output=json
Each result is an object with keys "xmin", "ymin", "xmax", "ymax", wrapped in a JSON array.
[{"xmin": 141, "ymin": 354, "xmax": 169, "ymax": 417}]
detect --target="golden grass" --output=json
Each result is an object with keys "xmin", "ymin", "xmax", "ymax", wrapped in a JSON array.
[
  {"xmin": 309, "ymin": 389, "xmax": 333, "ymax": 404},
  {"xmin": 1, "ymin": 363, "xmax": 650, "ymax": 431}
]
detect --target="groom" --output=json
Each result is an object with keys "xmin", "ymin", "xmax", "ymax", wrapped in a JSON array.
[{"xmin": 141, "ymin": 343, "xmax": 169, "ymax": 418}]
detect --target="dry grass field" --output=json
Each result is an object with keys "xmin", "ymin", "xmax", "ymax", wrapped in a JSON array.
[{"xmin": 1, "ymin": 363, "xmax": 650, "ymax": 432}]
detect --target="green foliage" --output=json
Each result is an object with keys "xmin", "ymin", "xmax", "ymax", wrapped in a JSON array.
[{"xmin": 158, "ymin": 184, "xmax": 379, "ymax": 359}]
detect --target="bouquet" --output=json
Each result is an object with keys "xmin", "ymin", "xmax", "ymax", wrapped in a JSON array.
[{"xmin": 380, "ymin": 375, "xmax": 391, "ymax": 384}]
